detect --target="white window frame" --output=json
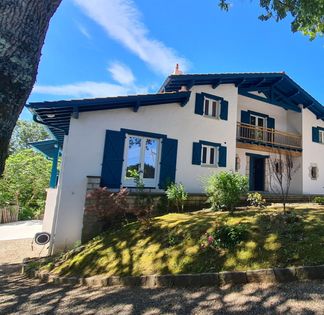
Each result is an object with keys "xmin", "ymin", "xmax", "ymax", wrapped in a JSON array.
[
  {"xmin": 122, "ymin": 134, "xmax": 161, "ymax": 188},
  {"xmin": 319, "ymin": 130, "xmax": 324, "ymax": 144},
  {"xmin": 203, "ymin": 97, "xmax": 221, "ymax": 119},
  {"xmin": 201, "ymin": 145, "xmax": 219, "ymax": 167}
]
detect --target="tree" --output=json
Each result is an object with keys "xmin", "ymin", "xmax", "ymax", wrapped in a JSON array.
[
  {"xmin": 0, "ymin": 149, "xmax": 51, "ymax": 220},
  {"xmin": 219, "ymin": 0, "xmax": 324, "ymax": 39},
  {"xmin": 268, "ymin": 149, "xmax": 300, "ymax": 211},
  {"xmin": 9, "ymin": 120, "xmax": 49, "ymax": 155},
  {"xmin": 0, "ymin": 0, "xmax": 62, "ymax": 176}
]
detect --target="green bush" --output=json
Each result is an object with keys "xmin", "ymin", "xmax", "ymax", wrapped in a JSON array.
[
  {"xmin": 201, "ymin": 223, "xmax": 248, "ymax": 250},
  {"xmin": 247, "ymin": 192, "xmax": 266, "ymax": 209},
  {"xmin": 314, "ymin": 196, "xmax": 324, "ymax": 205},
  {"xmin": 204, "ymin": 171, "xmax": 248, "ymax": 211},
  {"xmin": 165, "ymin": 183, "xmax": 188, "ymax": 212}
]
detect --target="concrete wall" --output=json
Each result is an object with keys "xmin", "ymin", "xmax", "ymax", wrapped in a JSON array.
[
  {"xmin": 51, "ymin": 84, "xmax": 238, "ymax": 250},
  {"xmin": 302, "ymin": 108, "xmax": 324, "ymax": 194},
  {"xmin": 42, "ymin": 188, "xmax": 58, "ymax": 233}
]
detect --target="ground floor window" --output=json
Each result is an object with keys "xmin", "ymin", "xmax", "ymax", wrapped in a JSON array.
[{"xmin": 122, "ymin": 134, "xmax": 160, "ymax": 187}]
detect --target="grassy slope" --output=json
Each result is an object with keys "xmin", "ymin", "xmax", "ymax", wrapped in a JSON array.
[{"xmin": 52, "ymin": 205, "xmax": 324, "ymax": 277}]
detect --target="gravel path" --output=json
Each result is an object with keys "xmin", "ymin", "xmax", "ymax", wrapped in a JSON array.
[
  {"xmin": 0, "ymin": 239, "xmax": 47, "ymax": 264},
  {"xmin": 1, "ymin": 270, "xmax": 324, "ymax": 314}
]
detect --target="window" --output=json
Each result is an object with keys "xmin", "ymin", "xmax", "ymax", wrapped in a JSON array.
[
  {"xmin": 275, "ymin": 160, "xmax": 283, "ymax": 174},
  {"xmin": 235, "ymin": 155, "xmax": 240, "ymax": 172},
  {"xmin": 319, "ymin": 130, "xmax": 324, "ymax": 144},
  {"xmin": 201, "ymin": 145, "xmax": 219, "ymax": 166},
  {"xmin": 122, "ymin": 135, "xmax": 160, "ymax": 187},
  {"xmin": 204, "ymin": 98, "xmax": 220, "ymax": 118},
  {"xmin": 250, "ymin": 114, "xmax": 266, "ymax": 141},
  {"xmin": 311, "ymin": 166, "xmax": 318, "ymax": 180}
]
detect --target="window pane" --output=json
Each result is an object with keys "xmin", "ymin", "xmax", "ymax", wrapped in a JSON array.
[
  {"xmin": 202, "ymin": 147, "xmax": 207, "ymax": 164},
  {"xmin": 210, "ymin": 147, "xmax": 215, "ymax": 164},
  {"xmin": 204, "ymin": 99, "xmax": 209, "ymax": 116},
  {"xmin": 250, "ymin": 116, "xmax": 256, "ymax": 126},
  {"xmin": 212, "ymin": 101, "xmax": 217, "ymax": 117},
  {"xmin": 126, "ymin": 137, "xmax": 141, "ymax": 177},
  {"xmin": 143, "ymin": 138, "xmax": 158, "ymax": 179},
  {"xmin": 258, "ymin": 118, "xmax": 264, "ymax": 127}
]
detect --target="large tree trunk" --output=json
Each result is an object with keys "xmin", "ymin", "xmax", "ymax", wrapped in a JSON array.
[{"xmin": 0, "ymin": 0, "xmax": 62, "ymax": 175}]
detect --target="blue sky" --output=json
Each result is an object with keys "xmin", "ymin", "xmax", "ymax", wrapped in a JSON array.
[{"xmin": 23, "ymin": 0, "xmax": 323, "ymax": 119}]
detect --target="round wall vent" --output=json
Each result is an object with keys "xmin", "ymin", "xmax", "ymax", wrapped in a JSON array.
[{"xmin": 34, "ymin": 232, "xmax": 51, "ymax": 245}]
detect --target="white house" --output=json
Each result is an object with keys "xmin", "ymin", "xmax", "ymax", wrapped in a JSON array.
[{"xmin": 27, "ymin": 72, "xmax": 324, "ymax": 252}]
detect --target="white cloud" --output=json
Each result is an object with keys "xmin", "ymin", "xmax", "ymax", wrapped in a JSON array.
[
  {"xmin": 108, "ymin": 62, "xmax": 135, "ymax": 85},
  {"xmin": 76, "ymin": 22, "xmax": 91, "ymax": 39},
  {"xmin": 73, "ymin": 0, "xmax": 189, "ymax": 75},
  {"xmin": 32, "ymin": 81, "xmax": 149, "ymax": 98}
]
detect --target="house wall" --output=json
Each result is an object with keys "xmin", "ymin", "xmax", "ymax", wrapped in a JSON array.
[
  {"xmin": 302, "ymin": 108, "xmax": 324, "ymax": 194},
  {"xmin": 51, "ymin": 84, "xmax": 238, "ymax": 250}
]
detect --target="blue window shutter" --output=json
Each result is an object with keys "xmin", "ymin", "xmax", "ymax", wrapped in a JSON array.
[
  {"xmin": 241, "ymin": 110, "xmax": 250, "ymax": 124},
  {"xmin": 312, "ymin": 127, "xmax": 319, "ymax": 143},
  {"xmin": 159, "ymin": 138, "xmax": 178, "ymax": 189},
  {"xmin": 218, "ymin": 146, "xmax": 227, "ymax": 167},
  {"xmin": 101, "ymin": 130, "xmax": 125, "ymax": 188},
  {"xmin": 195, "ymin": 93, "xmax": 204, "ymax": 115},
  {"xmin": 220, "ymin": 100, "xmax": 228, "ymax": 120},
  {"xmin": 267, "ymin": 117, "xmax": 275, "ymax": 129},
  {"xmin": 192, "ymin": 142, "xmax": 202, "ymax": 165}
]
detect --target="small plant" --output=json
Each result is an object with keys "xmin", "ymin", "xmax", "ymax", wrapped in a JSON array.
[
  {"xmin": 201, "ymin": 223, "xmax": 248, "ymax": 250},
  {"xmin": 247, "ymin": 192, "xmax": 266, "ymax": 209},
  {"xmin": 204, "ymin": 171, "xmax": 248, "ymax": 211},
  {"xmin": 314, "ymin": 196, "xmax": 324, "ymax": 205},
  {"xmin": 85, "ymin": 187, "xmax": 129, "ymax": 223},
  {"xmin": 165, "ymin": 183, "xmax": 188, "ymax": 212},
  {"xmin": 127, "ymin": 169, "xmax": 154, "ymax": 225}
]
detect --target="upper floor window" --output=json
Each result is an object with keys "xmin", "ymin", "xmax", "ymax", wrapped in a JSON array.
[
  {"xmin": 204, "ymin": 98, "xmax": 221, "ymax": 119},
  {"xmin": 319, "ymin": 130, "xmax": 324, "ymax": 144},
  {"xmin": 201, "ymin": 145, "xmax": 219, "ymax": 167}
]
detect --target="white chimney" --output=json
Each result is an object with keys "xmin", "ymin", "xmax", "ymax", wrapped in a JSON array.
[{"xmin": 173, "ymin": 63, "xmax": 183, "ymax": 75}]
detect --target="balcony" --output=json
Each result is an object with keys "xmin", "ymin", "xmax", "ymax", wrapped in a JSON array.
[{"xmin": 236, "ymin": 122, "xmax": 302, "ymax": 152}]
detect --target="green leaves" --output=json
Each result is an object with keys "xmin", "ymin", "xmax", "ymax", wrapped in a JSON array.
[
  {"xmin": 0, "ymin": 149, "xmax": 51, "ymax": 219},
  {"xmin": 219, "ymin": 0, "xmax": 324, "ymax": 39}
]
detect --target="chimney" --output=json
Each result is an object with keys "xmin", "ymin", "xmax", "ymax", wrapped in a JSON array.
[{"xmin": 173, "ymin": 63, "xmax": 183, "ymax": 75}]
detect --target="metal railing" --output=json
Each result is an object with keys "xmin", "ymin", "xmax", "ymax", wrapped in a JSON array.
[{"xmin": 237, "ymin": 122, "xmax": 302, "ymax": 150}]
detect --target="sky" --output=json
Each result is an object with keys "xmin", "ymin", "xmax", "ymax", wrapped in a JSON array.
[{"xmin": 22, "ymin": 0, "xmax": 324, "ymax": 119}]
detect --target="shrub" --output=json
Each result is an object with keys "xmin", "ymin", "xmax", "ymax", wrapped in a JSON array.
[
  {"xmin": 204, "ymin": 171, "xmax": 248, "ymax": 211},
  {"xmin": 314, "ymin": 196, "xmax": 324, "ymax": 205},
  {"xmin": 85, "ymin": 187, "xmax": 129, "ymax": 224},
  {"xmin": 201, "ymin": 223, "xmax": 248, "ymax": 250},
  {"xmin": 165, "ymin": 183, "xmax": 188, "ymax": 212},
  {"xmin": 247, "ymin": 192, "xmax": 266, "ymax": 209}
]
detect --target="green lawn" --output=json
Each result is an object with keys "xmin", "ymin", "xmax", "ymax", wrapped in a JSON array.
[{"xmin": 49, "ymin": 204, "xmax": 324, "ymax": 277}]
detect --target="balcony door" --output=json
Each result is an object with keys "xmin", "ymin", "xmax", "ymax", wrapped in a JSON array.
[
  {"xmin": 250, "ymin": 115, "xmax": 266, "ymax": 141},
  {"xmin": 122, "ymin": 135, "xmax": 160, "ymax": 187}
]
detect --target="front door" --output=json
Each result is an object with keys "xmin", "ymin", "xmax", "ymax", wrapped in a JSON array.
[
  {"xmin": 122, "ymin": 135, "xmax": 160, "ymax": 187},
  {"xmin": 250, "ymin": 157, "xmax": 265, "ymax": 191}
]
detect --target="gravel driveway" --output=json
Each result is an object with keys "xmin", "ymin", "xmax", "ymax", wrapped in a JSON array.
[{"xmin": 1, "ymin": 270, "xmax": 324, "ymax": 315}]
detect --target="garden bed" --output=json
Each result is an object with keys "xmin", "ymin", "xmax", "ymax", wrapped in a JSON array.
[{"xmin": 40, "ymin": 204, "xmax": 324, "ymax": 278}]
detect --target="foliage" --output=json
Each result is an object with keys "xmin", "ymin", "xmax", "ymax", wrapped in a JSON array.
[
  {"xmin": 247, "ymin": 192, "xmax": 266, "ymax": 209},
  {"xmin": 9, "ymin": 120, "xmax": 49, "ymax": 155},
  {"xmin": 127, "ymin": 169, "xmax": 154, "ymax": 225},
  {"xmin": 201, "ymin": 223, "xmax": 248, "ymax": 250},
  {"xmin": 0, "ymin": 149, "xmax": 51, "ymax": 220},
  {"xmin": 314, "ymin": 196, "xmax": 324, "ymax": 205},
  {"xmin": 219, "ymin": 0, "xmax": 324, "ymax": 39},
  {"xmin": 204, "ymin": 171, "xmax": 248, "ymax": 211},
  {"xmin": 85, "ymin": 187, "xmax": 129, "ymax": 223},
  {"xmin": 165, "ymin": 183, "xmax": 188, "ymax": 212}
]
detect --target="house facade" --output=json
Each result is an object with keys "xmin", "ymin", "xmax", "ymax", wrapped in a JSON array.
[{"xmin": 27, "ymin": 72, "xmax": 324, "ymax": 251}]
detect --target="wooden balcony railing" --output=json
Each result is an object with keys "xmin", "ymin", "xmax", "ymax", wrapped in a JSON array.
[{"xmin": 237, "ymin": 122, "xmax": 302, "ymax": 150}]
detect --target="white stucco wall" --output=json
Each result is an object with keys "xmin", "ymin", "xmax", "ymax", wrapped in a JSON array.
[
  {"xmin": 302, "ymin": 108, "xmax": 324, "ymax": 194},
  {"xmin": 42, "ymin": 188, "xmax": 58, "ymax": 233},
  {"xmin": 52, "ymin": 84, "xmax": 238, "ymax": 250}
]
